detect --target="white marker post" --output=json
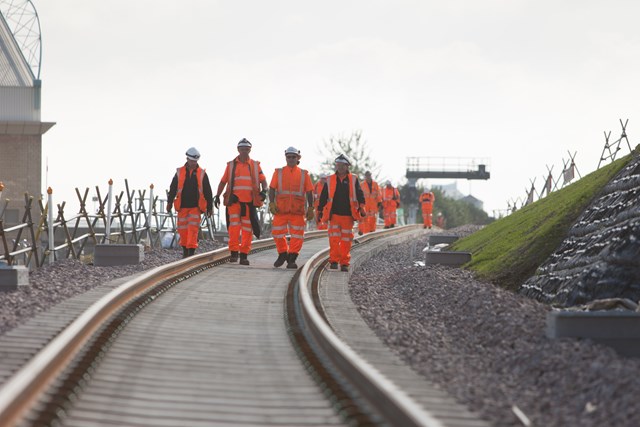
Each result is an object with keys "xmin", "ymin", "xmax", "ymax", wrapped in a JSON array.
[
  {"xmin": 47, "ymin": 188, "xmax": 54, "ymax": 264},
  {"xmin": 105, "ymin": 179, "xmax": 113, "ymax": 244}
]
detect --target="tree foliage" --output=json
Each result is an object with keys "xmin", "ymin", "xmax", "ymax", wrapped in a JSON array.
[{"xmin": 318, "ymin": 130, "xmax": 381, "ymax": 180}]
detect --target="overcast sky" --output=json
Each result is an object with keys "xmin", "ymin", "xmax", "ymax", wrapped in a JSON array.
[{"xmin": 30, "ymin": 0, "xmax": 639, "ymax": 216}]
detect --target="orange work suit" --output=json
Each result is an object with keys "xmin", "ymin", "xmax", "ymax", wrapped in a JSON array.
[
  {"xmin": 219, "ymin": 157, "xmax": 266, "ymax": 254},
  {"xmin": 313, "ymin": 179, "xmax": 328, "ymax": 230},
  {"xmin": 381, "ymin": 185, "xmax": 400, "ymax": 228},
  {"xmin": 420, "ymin": 191, "xmax": 435, "ymax": 228},
  {"xmin": 358, "ymin": 179, "xmax": 381, "ymax": 234},
  {"xmin": 320, "ymin": 174, "xmax": 364, "ymax": 267},
  {"xmin": 173, "ymin": 166, "xmax": 209, "ymax": 249},
  {"xmin": 269, "ymin": 166, "xmax": 314, "ymax": 255}
]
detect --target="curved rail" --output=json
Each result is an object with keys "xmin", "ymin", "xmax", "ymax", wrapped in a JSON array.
[
  {"xmin": 291, "ymin": 226, "xmax": 443, "ymax": 426},
  {"xmin": 0, "ymin": 227, "xmax": 437, "ymax": 426}
]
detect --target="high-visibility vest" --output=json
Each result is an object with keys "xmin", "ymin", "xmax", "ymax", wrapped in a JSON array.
[
  {"xmin": 274, "ymin": 167, "xmax": 309, "ymax": 215},
  {"xmin": 382, "ymin": 186, "xmax": 400, "ymax": 207},
  {"xmin": 313, "ymin": 180, "xmax": 325, "ymax": 207},
  {"xmin": 361, "ymin": 180, "xmax": 381, "ymax": 210},
  {"xmin": 420, "ymin": 192, "xmax": 435, "ymax": 212},
  {"xmin": 173, "ymin": 166, "xmax": 207, "ymax": 212},
  {"xmin": 322, "ymin": 173, "xmax": 363, "ymax": 221},
  {"xmin": 223, "ymin": 158, "xmax": 263, "ymax": 207}
]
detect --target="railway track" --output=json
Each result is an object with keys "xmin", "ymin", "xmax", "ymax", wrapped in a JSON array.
[{"xmin": 0, "ymin": 226, "xmax": 488, "ymax": 427}]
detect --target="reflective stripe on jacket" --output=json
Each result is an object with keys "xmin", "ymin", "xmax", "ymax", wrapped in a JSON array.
[
  {"xmin": 322, "ymin": 173, "xmax": 363, "ymax": 221},
  {"xmin": 173, "ymin": 166, "xmax": 207, "ymax": 213},
  {"xmin": 223, "ymin": 159, "xmax": 263, "ymax": 207},
  {"xmin": 274, "ymin": 167, "xmax": 309, "ymax": 215}
]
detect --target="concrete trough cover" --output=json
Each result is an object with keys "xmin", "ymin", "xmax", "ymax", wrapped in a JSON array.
[
  {"xmin": 94, "ymin": 243, "xmax": 144, "ymax": 266},
  {"xmin": 428, "ymin": 234, "xmax": 459, "ymax": 246},
  {"xmin": 424, "ymin": 250, "xmax": 471, "ymax": 266},
  {"xmin": 547, "ymin": 304, "xmax": 640, "ymax": 357},
  {"xmin": 0, "ymin": 262, "xmax": 29, "ymax": 291}
]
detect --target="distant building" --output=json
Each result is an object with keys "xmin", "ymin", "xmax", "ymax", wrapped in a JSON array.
[
  {"xmin": 434, "ymin": 182, "xmax": 484, "ymax": 210},
  {"xmin": 461, "ymin": 194, "xmax": 483, "ymax": 211},
  {"xmin": 0, "ymin": 8, "xmax": 55, "ymax": 224}
]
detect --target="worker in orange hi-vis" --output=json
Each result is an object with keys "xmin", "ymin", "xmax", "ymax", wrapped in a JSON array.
[
  {"xmin": 166, "ymin": 147, "xmax": 213, "ymax": 258},
  {"xmin": 381, "ymin": 180, "xmax": 400, "ymax": 228},
  {"xmin": 213, "ymin": 138, "xmax": 268, "ymax": 266},
  {"xmin": 358, "ymin": 170, "xmax": 382, "ymax": 235},
  {"xmin": 268, "ymin": 146, "xmax": 315, "ymax": 269},
  {"xmin": 317, "ymin": 154, "xmax": 366, "ymax": 272},
  {"xmin": 419, "ymin": 189, "xmax": 435, "ymax": 229},
  {"xmin": 313, "ymin": 173, "xmax": 329, "ymax": 230}
]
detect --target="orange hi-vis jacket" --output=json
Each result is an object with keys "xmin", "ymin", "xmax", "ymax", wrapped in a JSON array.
[
  {"xmin": 271, "ymin": 166, "xmax": 313, "ymax": 215},
  {"xmin": 313, "ymin": 180, "xmax": 325, "ymax": 208},
  {"xmin": 382, "ymin": 186, "xmax": 400, "ymax": 208},
  {"xmin": 361, "ymin": 180, "xmax": 381, "ymax": 212},
  {"xmin": 322, "ymin": 173, "xmax": 364, "ymax": 221},
  {"xmin": 420, "ymin": 191, "xmax": 435, "ymax": 212},
  {"xmin": 173, "ymin": 166, "xmax": 208, "ymax": 213},
  {"xmin": 222, "ymin": 158, "xmax": 264, "ymax": 207}
]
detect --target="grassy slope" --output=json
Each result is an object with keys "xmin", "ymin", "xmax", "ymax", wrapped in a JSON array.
[{"xmin": 450, "ymin": 153, "xmax": 634, "ymax": 291}]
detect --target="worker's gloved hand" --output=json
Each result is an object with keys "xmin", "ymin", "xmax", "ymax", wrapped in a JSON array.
[
  {"xmin": 317, "ymin": 212, "xmax": 323, "ymax": 223},
  {"xmin": 206, "ymin": 209, "xmax": 212, "ymax": 217},
  {"xmin": 377, "ymin": 202, "xmax": 382, "ymax": 210},
  {"xmin": 213, "ymin": 195, "xmax": 220, "ymax": 209},
  {"xmin": 229, "ymin": 194, "xmax": 239, "ymax": 204},
  {"xmin": 269, "ymin": 202, "xmax": 278, "ymax": 215},
  {"xmin": 305, "ymin": 206, "xmax": 315, "ymax": 221},
  {"xmin": 166, "ymin": 204, "xmax": 172, "ymax": 214},
  {"xmin": 358, "ymin": 207, "xmax": 366, "ymax": 218},
  {"xmin": 259, "ymin": 190, "xmax": 267, "ymax": 201}
]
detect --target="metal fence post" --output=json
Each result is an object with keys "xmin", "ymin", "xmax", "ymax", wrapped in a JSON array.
[
  {"xmin": 47, "ymin": 188, "xmax": 54, "ymax": 264},
  {"xmin": 105, "ymin": 179, "xmax": 113, "ymax": 244}
]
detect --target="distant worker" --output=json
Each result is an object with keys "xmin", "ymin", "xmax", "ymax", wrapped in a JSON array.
[
  {"xmin": 358, "ymin": 171, "xmax": 381, "ymax": 235},
  {"xmin": 436, "ymin": 212, "xmax": 446, "ymax": 229},
  {"xmin": 317, "ymin": 154, "xmax": 366, "ymax": 272},
  {"xmin": 381, "ymin": 180, "xmax": 400, "ymax": 228},
  {"xmin": 313, "ymin": 173, "xmax": 329, "ymax": 230},
  {"xmin": 419, "ymin": 189, "xmax": 435, "ymax": 229},
  {"xmin": 167, "ymin": 147, "xmax": 213, "ymax": 258},
  {"xmin": 213, "ymin": 138, "xmax": 268, "ymax": 266},
  {"xmin": 268, "ymin": 147, "xmax": 315, "ymax": 269}
]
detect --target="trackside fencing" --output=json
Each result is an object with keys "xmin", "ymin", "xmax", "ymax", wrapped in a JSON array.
[{"xmin": 0, "ymin": 179, "xmax": 222, "ymax": 270}]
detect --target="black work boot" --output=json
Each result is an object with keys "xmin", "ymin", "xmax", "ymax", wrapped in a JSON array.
[
  {"xmin": 188, "ymin": 248, "xmax": 196, "ymax": 257},
  {"xmin": 329, "ymin": 262, "xmax": 338, "ymax": 269},
  {"xmin": 286, "ymin": 253, "xmax": 298, "ymax": 269},
  {"xmin": 274, "ymin": 252, "xmax": 288, "ymax": 268},
  {"xmin": 229, "ymin": 251, "xmax": 239, "ymax": 263},
  {"xmin": 239, "ymin": 252, "xmax": 250, "ymax": 265},
  {"xmin": 182, "ymin": 246, "xmax": 189, "ymax": 258}
]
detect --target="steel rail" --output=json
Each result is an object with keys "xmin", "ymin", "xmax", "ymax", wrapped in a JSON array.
[
  {"xmin": 293, "ymin": 225, "xmax": 444, "ymax": 427},
  {"xmin": 0, "ymin": 231, "xmax": 322, "ymax": 426}
]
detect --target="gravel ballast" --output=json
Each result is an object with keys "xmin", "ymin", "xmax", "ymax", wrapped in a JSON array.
[{"xmin": 1, "ymin": 229, "xmax": 639, "ymax": 426}]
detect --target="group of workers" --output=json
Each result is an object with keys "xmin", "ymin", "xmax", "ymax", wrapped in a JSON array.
[{"xmin": 166, "ymin": 139, "xmax": 437, "ymax": 271}]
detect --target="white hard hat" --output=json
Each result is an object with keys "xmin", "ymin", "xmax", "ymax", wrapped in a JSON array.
[
  {"xmin": 186, "ymin": 147, "xmax": 200, "ymax": 161},
  {"xmin": 335, "ymin": 154, "xmax": 351, "ymax": 165},
  {"xmin": 237, "ymin": 138, "xmax": 252, "ymax": 148},
  {"xmin": 285, "ymin": 146, "xmax": 301, "ymax": 156}
]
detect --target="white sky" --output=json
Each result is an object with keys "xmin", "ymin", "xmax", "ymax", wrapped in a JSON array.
[{"xmin": 34, "ymin": 0, "xmax": 639, "ymax": 216}]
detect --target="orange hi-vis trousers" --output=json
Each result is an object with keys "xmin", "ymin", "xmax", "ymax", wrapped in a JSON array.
[
  {"xmin": 227, "ymin": 203, "xmax": 253, "ymax": 254},
  {"xmin": 271, "ymin": 213, "xmax": 305, "ymax": 254},
  {"xmin": 422, "ymin": 207, "xmax": 433, "ymax": 228},
  {"xmin": 358, "ymin": 211, "xmax": 377, "ymax": 234},
  {"xmin": 177, "ymin": 208, "xmax": 202, "ymax": 249},
  {"xmin": 328, "ymin": 214, "xmax": 355, "ymax": 266},
  {"xmin": 383, "ymin": 204, "xmax": 397, "ymax": 227}
]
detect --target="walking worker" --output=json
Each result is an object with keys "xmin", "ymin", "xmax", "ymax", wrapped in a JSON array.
[
  {"xmin": 166, "ymin": 147, "xmax": 213, "ymax": 258},
  {"xmin": 213, "ymin": 138, "xmax": 268, "ymax": 265},
  {"xmin": 268, "ymin": 147, "xmax": 315, "ymax": 269},
  {"xmin": 358, "ymin": 170, "xmax": 382, "ymax": 235},
  {"xmin": 381, "ymin": 180, "xmax": 400, "ymax": 228},
  {"xmin": 317, "ymin": 154, "xmax": 366, "ymax": 272},
  {"xmin": 313, "ymin": 173, "xmax": 329, "ymax": 230},
  {"xmin": 419, "ymin": 188, "xmax": 435, "ymax": 229}
]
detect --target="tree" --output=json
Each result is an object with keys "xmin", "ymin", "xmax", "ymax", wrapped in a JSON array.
[{"xmin": 318, "ymin": 130, "xmax": 381, "ymax": 179}]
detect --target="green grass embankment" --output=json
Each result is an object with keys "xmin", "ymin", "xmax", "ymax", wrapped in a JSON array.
[{"xmin": 450, "ymin": 152, "xmax": 635, "ymax": 291}]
